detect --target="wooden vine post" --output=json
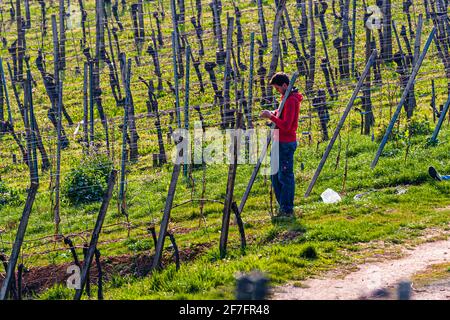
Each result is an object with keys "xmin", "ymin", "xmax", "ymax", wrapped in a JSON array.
[
  {"xmin": 219, "ymin": 111, "xmax": 245, "ymax": 259},
  {"xmin": 0, "ymin": 70, "xmax": 40, "ymax": 300},
  {"xmin": 74, "ymin": 170, "xmax": 117, "ymax": 300},
  {"xmin": 372, "ymin": 28, "xmax": 436, "ymax": 168},
  {"xmin": 304, "ymin": 50, "xmax": 377, "ymax": 197},
  {"xmin": 266, "ymin": 0, "xmax": 287, "ymax": 105},
  {"xmin": 152, "ymin": 134, "xmax": 184, "ymax": 270}
]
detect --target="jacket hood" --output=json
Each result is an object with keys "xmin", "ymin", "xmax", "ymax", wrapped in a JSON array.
[{"xmin": 285, "ymin": 87, "xmax": 303, "ymax": 103}]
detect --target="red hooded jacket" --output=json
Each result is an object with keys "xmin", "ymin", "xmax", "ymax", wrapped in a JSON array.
[{"xmin": 270, "ymin": 89, "xmax": 303, "ymax": 143}]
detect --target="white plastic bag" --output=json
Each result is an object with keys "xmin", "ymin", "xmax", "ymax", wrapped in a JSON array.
[{"xmin": 321, "ymin": 188, "xmax": 342, "ymax": 204}]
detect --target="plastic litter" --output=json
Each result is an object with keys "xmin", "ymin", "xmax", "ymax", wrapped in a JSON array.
[
  {"xmin": 396, "ymin": 187, "xmax": 407, "ymax": 195},
  {"xmin": 321, "ymin": 188, "xmax": 342, "ymax": 204}
]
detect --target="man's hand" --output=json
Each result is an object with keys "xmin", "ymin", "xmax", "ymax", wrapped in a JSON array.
[{"xmin": 260, "ymin": 110, "xmax": 273, "ymax": 119}]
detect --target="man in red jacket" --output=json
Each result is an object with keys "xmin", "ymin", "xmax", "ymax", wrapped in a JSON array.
[{"xmin": 260, "ymin": 72, "xmax": 303, "ymax": 217}]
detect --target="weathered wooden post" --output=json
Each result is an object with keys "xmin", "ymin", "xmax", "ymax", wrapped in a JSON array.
[
  {"xmin": 24, "ymin": 0, "xmax": 31, "ymax": 29},
  {"xmin": 266, "ymin": 0, "xmax": 287, "ymax": 105},
  {"xmin": 0, "ymin": 58, "xmax": 13, "ymax": 127},
  {"xmin": 190, "ymin": 15, "xmax": 204, "ymax": 56},
  {"xmin": 16, "ymin": 0, "xmax": 25, "ymax": 84},
  {"xmin": 405, "ymin": 15, "xmax": 424, "ymax": 119},
  {"xmin": 153, "ymin": 12, "xmax": 164, "ymax": 46},
  {"xmin": 431, "ymin": 95, "xmax": 450, "ymax": 143},
  {"xmin": 0, "ymin": 70, "xmax": 40, "ymax": 299},
  {"xmin": 152, "ymin": 134, "xmax": 184, "ymax": 270},
  {"xmin": 190, "ymin": 50, "xmax": 205, "ymax": 93},
  {"xmin": 284, "ymin": 7, "xmax": 307, "ymax": 77},
  {"xmin": 124, "ymin": 64, "xmax": 139, "ymax": 163},
  {"xmin": 118, "ymin": 54, "xmax": 130, "ymax": 218},
  {"xmin": 257, "ymin": 41, "xmax": 268, "ymax": 106},
  {"xmin": 320, "ymin": 29, "xmax": 338, "ymax": 99},
  {"xmin": 257, "ymin": 0, "xmax": 268, "ymax": 49},
  {"xmin": 74, "ymin": 170, "xmax": 117, "ymax": 300},
  {"xmin": 351, "ymin": 0, "xmax": 357, "ymax": 77},
  {"xmin": 26, "ymin": 70, "xmax": 39, "ymax": 185},
  {"xmin": 247, "ymin": 32, "xmax": 255, "ymax": 129},
  {"xmin": 312, "ymin": 89, "xmax": 329, "ymax": 141},
  {"xmin": 362, "ymin": 11, "xmax": 374, "ymax": 135},
  {"xmin": 171, "ymin": 31, "xmax": 182, "ymax": 128},
  {"xmin": 183, "ymin": 45, "xmax": 191, "ymax": 178},
  {"xmin": 59, "ymin": 0, "xmax": 66, "ymax": 71},
  {"xmin": 89, "ymin": 59, "xmax": 95, "ymax": 147},
  {"xmin": 210, "ymin": 0, "xmax": 225, "ymax": 65},
  {"xmin": 220, "ymin": 111, "xmax": 243, "ymax": 258},
  {"xmin": 430, "ymin": 80, "xmax": 437, "ymax": 123},
  {"xmin": 341, "ymin": 0, "xmax": 351, "ymax": 79},
  {"xmin": 138, "ymin": 0, "xmax": 145, "ymax": 43},
  {"xmin": 20, "ymin": 59, "xmax": 50, "ymax": 171},
  {"xmin": 223, "ymin": 16, "xmax": 235, "ymax": 129},
  {"xmin": 146, "ymin": 31, "xmax": 163, "ymax": 92},
  {"xmin": 381, "ymin": 0, "xmax": 393, "ymax": 61},
  {"xmin": 403, "ymin": 0, "xmax": 414, "ymax": 38},
  {"xmin": 54, "ymin": 76, "xmax": 63, "ymax": 236},
  {"xmin": 304, "ymin": 50, "xmax": 377, "ymax": 197},
  {"xmin": 170, "ymin": 0, "xmax": 184, "ymax": 77},
  {"xmin": 79, "ymin": 0, "xmax": 88, "ymax": 48},
  {"xmin": 147, "ymin": 80, "xmax": 167, "ymax": 164},
  {"xmin": 400, "ymin": 26, "xmax": 413, "ymax": 67},
  {"xmin": 83, "ymin": 62, "xmax": 89, "ymax": 153},
  {"xmin": 94, "ymin": 0, "xmax": 111, "ymax": 156},
  {"xmin": 298, "ymin": 1, "xmax": 309, "ymax": 57},
  {"xmin": 431, "ymin": 0, "xmax": 450, "ymax": 96},
  {"xmin": 371, "ymin": 28, "xmax": 436, "ymax": 169},
  {"xmin": 317, "ymin": 0, "xmax": 329, "ymax": 40},
  {"xmin": 306, "ymin": 0, "xmax": 316, "ymax": 95},
  {"xmin": 131, "ymin": 2, "xmax": 144, "ymax": 63}
]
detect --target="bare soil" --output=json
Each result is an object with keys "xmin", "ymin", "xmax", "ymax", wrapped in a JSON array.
[{"xmin": 0, "ymin": 242, "xmax": 211, "ymax": 297}]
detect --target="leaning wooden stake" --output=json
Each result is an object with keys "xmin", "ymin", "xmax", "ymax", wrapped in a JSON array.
[
  {"xmin": 0, "ymin": 95, "xmax": 39, "ymax": 299},
  {"xmin": 220, "ymin": 111, "xmax": 243, "ymax": 259},
  {"xmin": 238, "ymin": 72, "xmax": 299, "ymax": 215},
  {"xmin": 0, "ymin": 181, "xmax": 38, "ymax": 300},
  {"xmin": 152, "ymin": 134, "xmax": 184, "ymax": 270},
  {"xmin": 304, "ymin": 50, "xmax": 377, "ymax": 197},
  {"xmin": 74, "ymin": 170, "xmax": 117, "ymax": 300},
  {"xmin": 371, "ymin": 28, "xmax": 436, "ymax": 169},
  {"xmin": 431, "ymin": 95, "xmax": 450, "ymax": 143}
]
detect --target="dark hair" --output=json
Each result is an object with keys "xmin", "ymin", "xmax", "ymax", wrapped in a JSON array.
[{"xmin": 269, "ymin": 72, "xmax": 290, "ymax": 86}]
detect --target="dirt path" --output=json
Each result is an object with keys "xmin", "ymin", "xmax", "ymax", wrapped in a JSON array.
[{"xmin": 272, "ymin": 237, "xmax": 450, "ymax": 300}]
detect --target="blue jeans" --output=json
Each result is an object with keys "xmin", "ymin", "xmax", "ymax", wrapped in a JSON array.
[
  {"xmin": 271, "ymin": 141, "xmax": 297, "ymax": 213},
  {"xmin": 443, "ymin": 175, "xmax": 450, "ymax": 181}
]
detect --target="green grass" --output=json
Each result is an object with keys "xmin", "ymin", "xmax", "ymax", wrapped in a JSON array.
[{"xmin": 0, "ymin": 1, "xmax": 449, "ymax": 300}]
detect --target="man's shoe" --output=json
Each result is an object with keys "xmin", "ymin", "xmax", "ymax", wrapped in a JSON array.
[
  {"xmin": 429, "ymin": 166, "xmax": 442, "ymax": 181},
  {"xmin": 282, "ymin": 210, "xmax": 294, "ymax": 217},
  {"xmin": 273, "ymin": 210, "xmax": 294, "ymax": 219}
]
